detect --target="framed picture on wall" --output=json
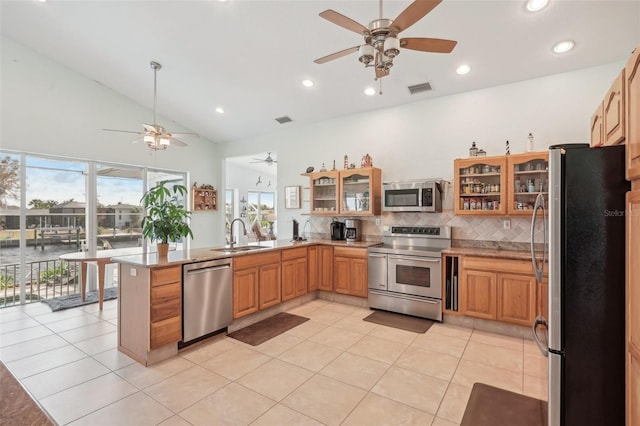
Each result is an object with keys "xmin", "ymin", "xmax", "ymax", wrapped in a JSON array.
[{"xmin": 285, "ymin": 185, "xmax": 301, "ymax": 209}]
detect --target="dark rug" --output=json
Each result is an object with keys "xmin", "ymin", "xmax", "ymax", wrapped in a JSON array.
[
  {"xmin": 363, "ymin": 309, "xmax": 434, "ymax": 333},
  {"xmin": 0, "ymin": 361, "xmax": 55, "ymax": 426},
  {"xmin": 41, "ymin": 286, "xmax": 118, "ymax": 312},
  {"xmin": 228, "ymin": 312, "xmax": 309, "ymax": 346},
  {"xmin": 461, "ymin": 383, "xmax": 547, "ymax": 426}
]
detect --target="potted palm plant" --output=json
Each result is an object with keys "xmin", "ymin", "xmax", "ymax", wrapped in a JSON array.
[{"xmin": 141, "ymin": 181, "xmax": 193, "ymax": 257}]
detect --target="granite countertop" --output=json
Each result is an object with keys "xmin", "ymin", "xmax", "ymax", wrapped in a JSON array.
[
  {"xmin": 111, "ymin": 239, "xmax": 382, "ymax": 268},
  {"xmin": 442, "ymin": 246, "xmax": 542, "ymax": 261}
]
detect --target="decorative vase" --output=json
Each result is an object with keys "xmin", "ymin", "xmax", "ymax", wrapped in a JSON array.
[{"xmin": 157, "ymin": 243, "xmax": 169, "ymax": 258}]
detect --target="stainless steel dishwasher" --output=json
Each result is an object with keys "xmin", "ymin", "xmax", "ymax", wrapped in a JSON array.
[{"xmin": 182, "ymin": 257, "xmax": 233, "ymax": 343}]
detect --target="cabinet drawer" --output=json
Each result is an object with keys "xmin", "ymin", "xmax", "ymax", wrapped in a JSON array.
[
  {"xmin": 281, "ymin": 246, "xmax": 307, "ymax": 260},
  {"xmin": 463, "ymin": 256, "xmax": 532, "ymax": 275},
  {"xmin": 234, "ymin": 251, "xmax": 281, "ymax": 269},
  {"xmin": 151, "ymin": 266, "xmax": 181, "ymax": 286},
  {"xmin": 150, "ymin": 316, "xmax": 181, "ymax": 349},
  {"xmin": 333, "ymin": 246, "xmax": 367, "ymax": 258},
  {"xmin": 151, "ymin": 299, "xmax": 181, "ymax": 323},
  {"xmin": 151, "ymin": 282, "xmax": 181, "ymax": 305}
]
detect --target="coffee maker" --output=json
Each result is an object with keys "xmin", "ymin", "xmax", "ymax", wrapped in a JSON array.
[
  {"xmin": 344, "ymin": 219, "xmax": 362, "ymax": 242},
  {"xmin": 330, "ymin": 218, "xmax": 345, "ymax": 240}
]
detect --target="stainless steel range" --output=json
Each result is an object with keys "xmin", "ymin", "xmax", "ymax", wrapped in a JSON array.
[{"xmin": 368, "ymin": 225, "xmax": 451, "ymax": 321}]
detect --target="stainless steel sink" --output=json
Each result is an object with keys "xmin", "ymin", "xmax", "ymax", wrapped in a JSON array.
[{"xmin": 211, "ymin": 245, "xmax": 266, "ymax": 253}]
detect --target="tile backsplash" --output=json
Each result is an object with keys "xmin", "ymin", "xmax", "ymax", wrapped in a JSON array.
[{"xmin": 307, "ymin": 210, "xmax": 543, "ymax": 247}]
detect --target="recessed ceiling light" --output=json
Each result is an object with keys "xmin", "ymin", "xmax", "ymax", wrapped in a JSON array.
[
  {"xmin": 302, "ymin": 79, "xmax": 314, "ymax": 88},
  {"xmin": 553, "ymin": 40, "xmax": 575, "ymax": 54},
  {"xmin": 38, "ymin": 0, "xmax": 47, "ymax": 3},
  {"xmin": 526, "ymin": 0, "xmax": 549, "ymax": 12},
  {"xmin": 364, "ymin": 87, "xmax": 376, "ymax": 96},
  {"xmin": 215, "ymin": 107, "xmax": 225, "ymax": 114},
  {"xmin": 456, "ymin": 64, "xmax": 471, "ymax": 75}
]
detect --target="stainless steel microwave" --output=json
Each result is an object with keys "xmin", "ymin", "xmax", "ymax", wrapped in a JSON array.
[{"xmin": 383, "ymin": 180, "xmax": 442, "ymax": 212}]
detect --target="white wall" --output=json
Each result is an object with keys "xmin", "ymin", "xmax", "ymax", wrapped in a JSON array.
[
  {"xmin": 2, "ymin": 35, "xmax": 625, "ymax": 244},
  {"xmin": 1, "ymin": 36, "xmax": 224, "ymax": 248},
  {"xmin": 221, "ymin": 61, "xmax": 624, "ymax": 240}
]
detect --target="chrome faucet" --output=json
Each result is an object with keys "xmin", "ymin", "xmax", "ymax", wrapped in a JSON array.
[{"xmin": 229, "ymin": 218, "xmax": 247, "ymax": 248}]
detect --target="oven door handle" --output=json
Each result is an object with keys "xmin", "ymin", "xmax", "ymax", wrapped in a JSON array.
[{"xmin": 388, "ymin": 255, "xmax": 440, "ymax": 263}]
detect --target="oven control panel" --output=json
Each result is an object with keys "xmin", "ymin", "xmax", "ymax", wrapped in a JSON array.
[{"xmin": 390, "ymin": 226, "xmax": 441, "ymax": 235}]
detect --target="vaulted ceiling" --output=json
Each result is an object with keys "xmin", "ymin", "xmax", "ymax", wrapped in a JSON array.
[{"xmin": 2, "ymin": 1, "xmax": 639, "ymax": 145}]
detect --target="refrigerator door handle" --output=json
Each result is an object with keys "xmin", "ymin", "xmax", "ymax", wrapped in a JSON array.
[
  {"xmin": 530, "ymin": 193, "xmax": 547, "ymax": 283},
  {"xmin": 532, "ymin": 315, "xmax": 549, "ymax": 357}
]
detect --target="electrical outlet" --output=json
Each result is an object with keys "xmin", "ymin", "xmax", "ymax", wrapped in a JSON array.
[
  {"xmin": 375, "ymin": 216, "xmax": 381, "ymax": 226},
  {"xmin": 503, "ymin": 219, "xmax": 511, "ymax": 230}
]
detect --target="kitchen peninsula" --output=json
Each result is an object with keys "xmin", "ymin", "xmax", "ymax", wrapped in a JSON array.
[{"xmin": 112, "ymin": 239, "xmax": 380, "ymax": 366}]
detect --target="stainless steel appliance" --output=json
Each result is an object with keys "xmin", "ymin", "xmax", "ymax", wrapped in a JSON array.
[
  {"xmin": 182, "ymin": 257, "xmax": 233, "ymax": 344},
  {"xmin": 368, "ymin": 225, "xmax": 451, "ymax": 321},
  {"xmin": 531, "ymin": 144, "xmax": 628, "ymax": 426},
  {"xmin": 383, "ymin": 180, "xmax": 442, "ymax": 212},
  {"xmin": 344, "ymin": 219, "xmax": 361, "ymax": 242},
  {"xmin": 330, "ymin": 218, "xmax": 345, "ymax": 240}
]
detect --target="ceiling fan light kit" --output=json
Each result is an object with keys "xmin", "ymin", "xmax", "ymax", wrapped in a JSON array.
[
  {"xmin": 315, "ymin": 0, "xmax": 457, "ymax": 80},
  {"xmin": 102, "ymin": 60, "xmax": 197, "ymax": 151}
]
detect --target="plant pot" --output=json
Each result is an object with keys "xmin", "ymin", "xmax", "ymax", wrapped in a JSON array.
[{"xmin": 157, "ymin": 243, "xmax": 169, "ymax": 258}]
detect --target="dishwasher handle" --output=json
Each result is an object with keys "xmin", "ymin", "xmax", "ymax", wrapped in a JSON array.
[{"xmin": 186, "ymin": 264, "xmax": 231, "ymax": 275}]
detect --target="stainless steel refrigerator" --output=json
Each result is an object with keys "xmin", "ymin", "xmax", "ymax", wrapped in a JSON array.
[{"xmin": 531, "ymin": 144, "xmax": 629, "ymax": 426}]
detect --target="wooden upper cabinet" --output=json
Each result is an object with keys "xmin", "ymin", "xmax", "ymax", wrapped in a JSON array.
[
  {"xmin": 591, "ymin": 103, "xmax": 604, "ymax": 147},
  {"xmin": 308, "ymin": 167, "xmax": 381, "ymax": 216},
  {"xmin": 506, "ymin": 152, "xmax": 549, "ymax": 216},
  {"xmin": 454, "ymin": 156, "xmax": 508, "ymax": 215},
  {"xmin": 603, "ymin": 70, "xmax": 626, "ymax": 146},
  {"xmin": 627, "ymin": 46, "xmax": 640, "ymax": 181},
  {"xmin": 626, "ymin": 190, "xmax": 640, "ymax": 426}
]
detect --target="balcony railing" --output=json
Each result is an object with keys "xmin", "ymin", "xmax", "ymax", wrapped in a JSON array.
[{"xmin": 1, "ymin": 259, "xmax": 87, "ymax": 308}]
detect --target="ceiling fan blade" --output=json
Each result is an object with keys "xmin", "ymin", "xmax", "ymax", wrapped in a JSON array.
[
  {"xmin": 400, "ymin": 37, "xmax": 457, "ymax": 53},
  {"xmin": 319, "ymin": 10, "xmax": 368, "ymax": 35},
  {"xmin": 142, "ymin": 123, "xmax": 162, "ymax": 133},
  {"xmin": 314, "ymin": 46, "xmax": 359, "ymax": 64},
  {"xmin": 169, "ymin": 137, "xmax": 188, "ymax": 147},
  {"xmin": 102, "ymin": 128, "xmax": 145, "ymax": 135},
  {"xmin": 130, "ymin": 136, "xmax": 144, "ymax": 144},
  {"xmin": 392, "ymin": 0, "xmax": 442, "ymax": 33},
  {"xmin": 171, "ymin": 132, "xmax": 199, "ymax": 137}
]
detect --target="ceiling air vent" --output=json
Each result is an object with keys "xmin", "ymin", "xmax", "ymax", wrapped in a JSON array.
[
  {"xmin": 275, "ymin": 116, "xmax": 293, "ymax": 124},
  {"xmin": 407, "ymin": 82, "xmax": 432, "ymax": 95}
]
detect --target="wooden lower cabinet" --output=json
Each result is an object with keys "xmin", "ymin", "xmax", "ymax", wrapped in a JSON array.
[
  {"xmin": 461, "ymin": 269, "xmax": 496, "ymax": 320},
  {"xmin": 460, "ymin": 256, "xmax": 539, "ymax": 326},
  {"xmin": 233, "ymin": 251, "xmax": 281, "ymax": 318},
  {"xmin": 333, "ymin": 247, "xmax": 368, "ymax": 297},
  {"xmin": 282, "ymin": 247, "xmax": 308, "ymax": 302},
  {"xmin": 307, "ymin": 246, "xmax": 318, "ymax": 291},
  {"xmin": 496, "ymin": 273, "xmax": 536, "ymax": 326},
  {"xmin": 233, "ymin": 268, "xmax": 259, "ymax": 318},
  {"xmin": 318, "ymin": 245, "xmax": 334, "ymax": 291},
  {"xmin": 149, "ymin": 266, "xmax": 182, "ymax": 350}
]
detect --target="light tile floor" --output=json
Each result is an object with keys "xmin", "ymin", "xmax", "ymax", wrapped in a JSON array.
[{"xmin": 0, "ymin": 298, "xmax": 548, "ymax": 425}]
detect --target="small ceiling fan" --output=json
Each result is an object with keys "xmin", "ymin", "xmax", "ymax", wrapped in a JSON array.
[
  {"xmin": 314, "ymin": 0, "xmax": 457, "ymax": 79},
  {"xmin": 251, "ymin": 153, "xmax": 277, "ymax": 165},
  {"xmin": 102, "ymin": 61, "xmax": 197, "ymax": 150}
]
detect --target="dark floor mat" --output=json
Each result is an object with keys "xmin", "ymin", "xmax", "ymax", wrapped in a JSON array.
[
  {"xmin": 41, "ymin": 287, "xmax": 118, "ymax": 312},
  {"xmin": 362, "ymin": 309, "xmax": 434, "ymax": 333},
  {"xmin": 461, "ymin": 382, "xmax": 547, "ymax": 426},
  {"xmin": 0, "ymin": 361, "xmax": 55, "ymax": 426},
  {"xmin": 228, "ymin": 312, "xmax": 309, "ymax": 346}
]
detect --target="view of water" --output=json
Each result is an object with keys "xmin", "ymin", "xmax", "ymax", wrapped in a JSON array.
[{"xmin": 0, "ymin": 240, "xmax": 140, "ymax": 265}]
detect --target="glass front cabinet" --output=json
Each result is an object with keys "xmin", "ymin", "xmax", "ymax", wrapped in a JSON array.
[
  {"xmin": 454, "ymin": 152, "xmax": 549, "ymax": 216},
  {"xmin": 454, "ymin": 157, "xmax": 508, "ymax": 215},
  {"xmin": 310, "ymin": 171, "xmax": 339, "ymax": 215},
  {"xmin": 309, "ymin": 167, "xmax": 381, "ymax": 216},
  {"xmin": 506, "ymin": 152, "xmax": 549, "ymax": 216},
  {"xmin": 339, "ymin": 168, "xmax": 381, "ymax": 216}
]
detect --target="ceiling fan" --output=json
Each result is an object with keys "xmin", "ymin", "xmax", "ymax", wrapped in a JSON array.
[
  {"xmin": 102, "ymin": 61, "xmax": 197, "ymax": 151},
  {"xmin": 251, "ymin": 153, "xmax": 277, "ymax": 165},
  {"xmin": 314, "ymin": 0, "xmax": 457, "ymax": 79}
]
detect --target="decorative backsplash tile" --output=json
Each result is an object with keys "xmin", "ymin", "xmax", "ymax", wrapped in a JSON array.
[{"xmin": 307, "ymin": 210, "xmax": 544, "ymax": 246}]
